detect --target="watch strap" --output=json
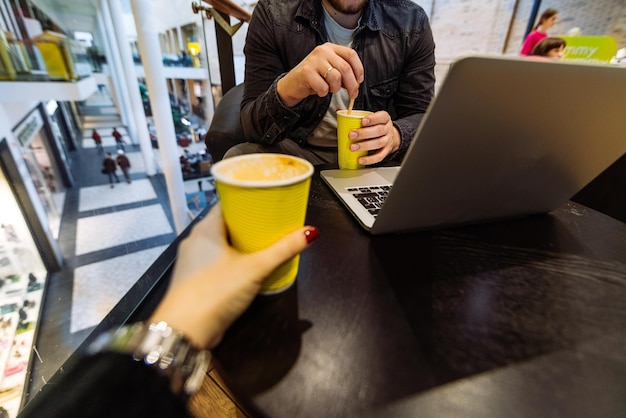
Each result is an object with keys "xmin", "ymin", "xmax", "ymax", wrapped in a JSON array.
[{"xmin": 88, "ymin": 321, "xmax": 211, "ymax": 399}]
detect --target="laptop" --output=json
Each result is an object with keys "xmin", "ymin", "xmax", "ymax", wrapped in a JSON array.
[{"xmin": 321, "ymin": 55, "xmax": 626, "ymax": 235}]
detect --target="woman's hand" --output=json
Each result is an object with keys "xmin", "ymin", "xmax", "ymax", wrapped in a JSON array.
[{"xmin": 149, "ymin": 204, "xmax": 318, "ymax": 349}]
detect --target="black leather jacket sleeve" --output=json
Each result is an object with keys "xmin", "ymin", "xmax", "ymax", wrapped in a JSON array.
[{"xmin": 18, "ymin": 353, "xmax": 191, "ymax": 418}]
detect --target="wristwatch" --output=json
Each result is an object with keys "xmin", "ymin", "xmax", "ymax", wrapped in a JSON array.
[{"xmin": 88, "ymin": 321, "xmax": 211, "ymax": 399}]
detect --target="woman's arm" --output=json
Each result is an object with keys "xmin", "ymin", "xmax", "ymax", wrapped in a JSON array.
[{"xmin": 19, "ymin": 204, "xmax": 318, "ymax": 416}]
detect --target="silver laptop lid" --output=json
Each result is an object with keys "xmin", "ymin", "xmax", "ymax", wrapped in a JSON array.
[{"xmin": 323, "ymin": 56, "xmax": 626, "ymax": 235}]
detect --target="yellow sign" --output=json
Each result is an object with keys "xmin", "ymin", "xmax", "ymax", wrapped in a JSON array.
[{"xmin": 560, "ymin": 36, "xmax": 618, "ymax": 64}]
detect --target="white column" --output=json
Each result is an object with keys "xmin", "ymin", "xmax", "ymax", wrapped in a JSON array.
[
  {"xmin": 177, "ymin": 26, "xmax": 184, "ymax": 53},
  {"xmin": 202, "ymin": 80, "xmax": 213, "ymax": 128},
  {"xmin": 107, "ymin": 0, "xmax": 156, "ymax": 176},
  {"xmin": 168, "ymin": 30, "xmax": 175, "ymax": 54},
  {"xmin": 199, "ymin": 19, "xmax": 215, "ymax": 121},
  {"xmin": 170, "ymin": 78, "xmax": 179, "ymax": 105},
  {"xmin": 159, "ymin": 33, "xmax": 166, "ymax": 52},
  {"xmin": 131, "ymin": 0, "xmax": 189, "ymax": 233},
  {"xmin": 97, "ymin": 2, "xmax": 131, "ymax": 129},
  {"xmin": 183, "ymin": 79, "xmax": 192, "ymax": 113},
  {"xmin": 171, "ymin": 28, "xmax": 180, "ymax": 54}
]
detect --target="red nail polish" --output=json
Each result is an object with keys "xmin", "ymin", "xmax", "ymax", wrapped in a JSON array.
[{"xmin": 304, "ymin": 226, "xmax": 318, "ymax": 243}]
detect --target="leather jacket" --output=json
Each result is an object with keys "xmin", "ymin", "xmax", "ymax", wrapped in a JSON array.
[{"xmin": 240, "ymin": 0, "xmax": 436, "ymax": 160}]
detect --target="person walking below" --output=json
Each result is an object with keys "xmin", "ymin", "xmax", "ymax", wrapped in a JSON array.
[
  {"xmin": 112, "ymin": 127, "xmax": 125, "ymax": 151},
  {"xmin": 102, "ymin": 152, "xmax": 120, "ymax": 188},
  {"xmin": 520, "ymin": 8, "xmax": 558, "ymax": 56},
  {"xmin": 92, "ymin": 130, "xmax": 103, "ymax": 153},
  {"xmin": 116, "ymin": 150, "xmax": 132, "ymax": 183}
]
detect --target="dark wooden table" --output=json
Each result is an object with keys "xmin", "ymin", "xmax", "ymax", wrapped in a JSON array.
[{"xmin": 212, "ymin": 168, "xmax": 626, "ymax": 418}]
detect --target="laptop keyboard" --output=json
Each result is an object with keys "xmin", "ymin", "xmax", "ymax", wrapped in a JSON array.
[{"xmin": 347, "ymin": 184, "xmax": 392, "ymax": 218}]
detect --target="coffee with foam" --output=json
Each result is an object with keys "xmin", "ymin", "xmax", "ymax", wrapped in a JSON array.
[
  {"xmin": 212, "ymin": 154, "xmax": 313, "ymax": 185},
  {"xmin": 337, "ymin": 110, "xmax": 371, "ymax": 118}
]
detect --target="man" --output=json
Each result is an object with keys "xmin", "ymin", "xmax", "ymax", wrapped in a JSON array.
[
  {"xmin": 102, "ymin": 152, "xmax": 120, "ymax": 188},
  {"xmin": 112, "ymin": 127, "xmax": 125, "ymax": 151},
  {"xmin": 92, "ymin": 129, "xmax": 103, "ymax": 153},
  {"xmin": 116, "ymin": 150, "xmax": 132, "ymax": 183},
  {"xmin": 224, "ymin": 0, "xmax": 436, "ymax": 166}
]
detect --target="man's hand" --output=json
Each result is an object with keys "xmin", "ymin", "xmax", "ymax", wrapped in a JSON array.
[
  {"xmin": 277, "ymin": 43, "xmax": 364, "ymax": 108},
  {"xmin": 347, "ymin": 110, "xmax": 400, "ymax": 165}
]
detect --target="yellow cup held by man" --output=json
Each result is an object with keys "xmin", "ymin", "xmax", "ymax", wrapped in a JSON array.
[
  {"xmin": 211, "ymin": 154, "xmax": 314, "ymax": 294},
  {"xmin": 337, "ymin": 109, "xmax": 373, "ymax": 170}
]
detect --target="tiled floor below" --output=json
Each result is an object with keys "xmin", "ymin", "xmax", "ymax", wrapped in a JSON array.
[
  {"xmin": 75, "ymin": 205, "xmax": 173, "ymax": 255},
  {"xmin": 70, "ymin": 245, "xmax": 168, "ymax": 333},
  {"xmin": 78, "ymin": 178, "xmax": 158, "ymax": 212}
]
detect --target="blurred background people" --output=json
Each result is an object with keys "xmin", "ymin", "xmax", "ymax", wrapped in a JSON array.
[
  {"xmin": 92, "ymin": 129, "xmax": 103, "ymax": 153},
  {"xmin": 520, "ymin": 8, "xmax": 559, "ymax": 56},
  {"xmin": 112, "ymin": 127, "xmax": 125, "ymax": 151},
  {"xmin": 116, "ymin": 150, "xmax": 132, "ymax": 184},
  {"xmin": 102, "ymin": 152, "xmax": 120, "ymax": 188},
  {"xmin": 531, "ymin": 37, "xmax": 567, "ymax": 59}
]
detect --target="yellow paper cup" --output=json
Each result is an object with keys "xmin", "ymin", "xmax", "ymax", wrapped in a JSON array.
[
  {"xmin": 211, "ymin": 154, "xmax": 314, "ymax": 294},
  {"xmin": 337, "ymin": 109, "xmax": 373, "ymax": 170}
]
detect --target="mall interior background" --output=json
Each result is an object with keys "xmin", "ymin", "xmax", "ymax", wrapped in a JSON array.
[{"xmin": 0, "ymin": 0, "xmax": 625, "ymax": 416}]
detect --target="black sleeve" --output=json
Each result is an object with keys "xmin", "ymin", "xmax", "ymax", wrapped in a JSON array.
[{"xmin": 19, "ymin": 352, "xmax": 192, "ymax": 418}]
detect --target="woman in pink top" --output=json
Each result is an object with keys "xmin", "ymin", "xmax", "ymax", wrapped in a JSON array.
[{"xmin": 520, "ymin": 8, "xmax": 558, "ymax": 56}]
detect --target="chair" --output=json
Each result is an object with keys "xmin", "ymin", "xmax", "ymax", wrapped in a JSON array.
[{"xmin": 204, "ymin": 83, "xmax": 245, "ymax": 161}]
